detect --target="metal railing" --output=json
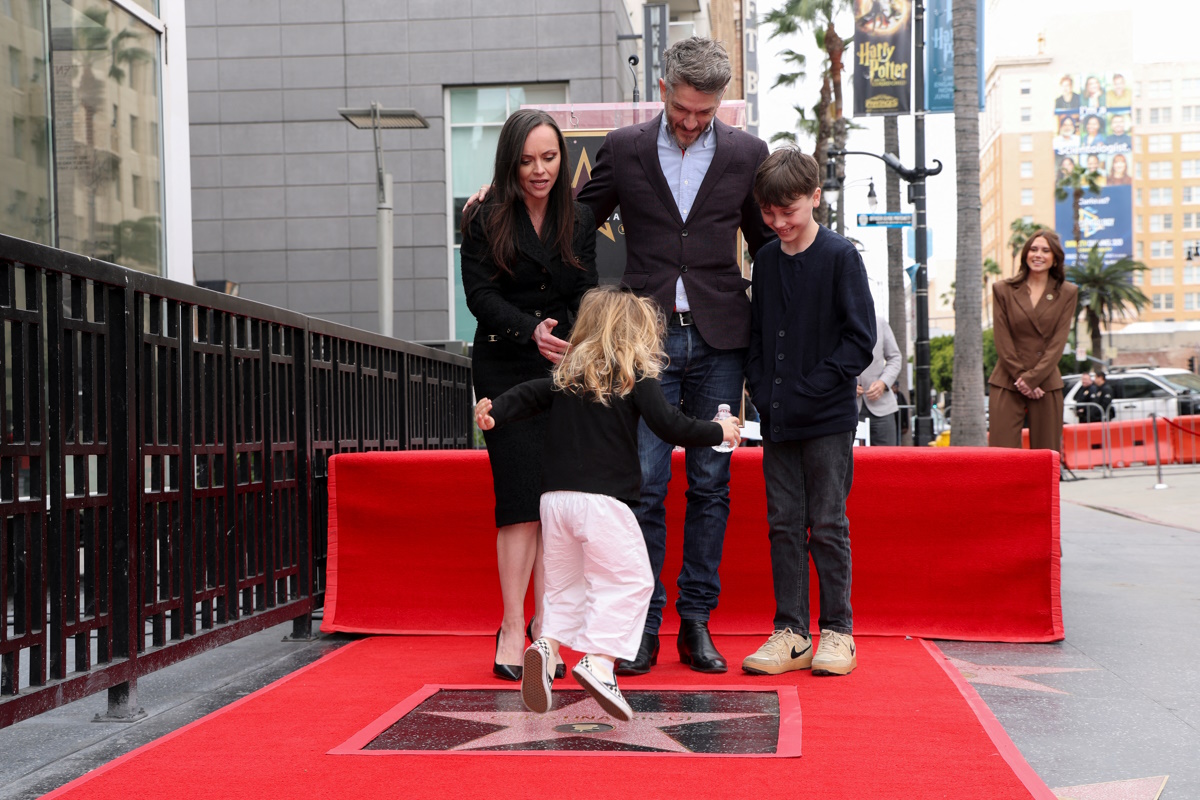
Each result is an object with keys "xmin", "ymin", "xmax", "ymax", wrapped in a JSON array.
[
  {"xmin": 0, "ymin": 233, "xmax": 472, "ymax": 728},
  {"xmin": 1060, "ymin": 402, "xmax": 1200, "ymax": 478}
]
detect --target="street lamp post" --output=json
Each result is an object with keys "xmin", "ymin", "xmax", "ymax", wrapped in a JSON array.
[
  {"xmin": 827, "ymin": 147, "xmax": 943, "ymax": 446},
  {"xmin": 339, "ymin": 103, "xmax": 430, "ymax": 338}
]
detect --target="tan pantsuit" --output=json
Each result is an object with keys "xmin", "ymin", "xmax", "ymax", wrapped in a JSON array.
[{"xmin": 988, "ymin": 278, "xmax": 1078, "ymax": 451}]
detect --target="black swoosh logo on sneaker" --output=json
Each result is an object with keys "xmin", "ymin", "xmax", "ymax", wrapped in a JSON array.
[{"xmin": 790, "ymin": 643, "xmax": 811, "ymax": 659}]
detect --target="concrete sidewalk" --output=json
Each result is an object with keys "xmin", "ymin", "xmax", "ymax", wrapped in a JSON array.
[{"xmin": 1059, "ymin": 466, "xmax": 1200, "ymax": 533}]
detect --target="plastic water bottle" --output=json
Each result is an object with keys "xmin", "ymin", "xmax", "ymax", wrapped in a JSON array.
[{"xmin": 712, "ymin": 404, "xmax": 735, "ymax": 453}]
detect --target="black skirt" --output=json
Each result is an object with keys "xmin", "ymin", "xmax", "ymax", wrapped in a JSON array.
[{"xmin": 473, "ymin": 345, "xmax": 551, "ymax": 528}]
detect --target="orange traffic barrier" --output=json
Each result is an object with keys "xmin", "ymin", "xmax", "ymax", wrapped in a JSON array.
[
  {"xmin": 1165, "ymin": 415, "xmax": 1200, "ymax": 466},
  {"xmin": 1105, "ymin": 417, "xmax": 1173, "ymax": 467},
  {"xmin": 1059, "ymin": 421, "xmax": 1109, "ymax": 470}
]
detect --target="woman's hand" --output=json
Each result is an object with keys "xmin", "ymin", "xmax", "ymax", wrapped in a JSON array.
[
  {"xmin": 532, "ymin": 318, "xmax": 570, "ymax": 364},
  {"xmin": 1014, "ymin": 377, "xmax": 1045, "ymax": 399},
  {"xmin": 474, "ymin": 398, "xmax": 495, "ymax": 430},
  {"xmin": 718, "ymin": 417, "xmax": 742, "ymax": 448},
  {"xmin": 865, "ymin": 380, "xmax": 888, "ymax": 401}
]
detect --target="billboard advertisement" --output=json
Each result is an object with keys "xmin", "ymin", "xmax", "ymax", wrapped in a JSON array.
[
  {"xmin": 1052, "ymin": 72, "xmax": 1134, "ymax": 266},
  {"xmin": 852, "ymin": 0, "xmax": 912, "ymax": 116}
]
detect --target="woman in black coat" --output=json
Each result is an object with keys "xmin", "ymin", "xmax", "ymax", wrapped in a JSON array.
[{"xmin": 460, "ymin": 108, "xmax": 598, "ymax": 681}]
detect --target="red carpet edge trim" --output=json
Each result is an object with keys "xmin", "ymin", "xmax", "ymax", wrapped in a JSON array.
[
  {"xmin": 920, "ymin": 639, "xmax": 1057, "ymax": 800},
  {"xmin": 327, "ymin": 683, "xmax": 802, "ymax": 758},
  {"xmin": 38, "ymin": 639, "xmax": 370, "ymax": 800}
]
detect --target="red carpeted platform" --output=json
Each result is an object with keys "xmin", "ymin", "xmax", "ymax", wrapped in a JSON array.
[
  {"xmin": 322, "ymin": 447, "xmax": 1062, "ymax": 642},
  {"xmin": 42, "ymin": 635, "xmax": 1056, "ymax": 799}
]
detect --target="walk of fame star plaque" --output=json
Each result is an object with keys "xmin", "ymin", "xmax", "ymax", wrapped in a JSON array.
[{"xmin": 330, "ymin": 685, "xmax": 802, "ymax": 758}]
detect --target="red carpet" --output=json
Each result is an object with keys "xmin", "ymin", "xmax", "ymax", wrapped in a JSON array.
[
  {"xmin": 44, "ymin": 635, "xmax": 1055, "ymax": 799},
  {"xmin": 323, "ymin": 448, "xmax": 1062, "ymax": 642}
]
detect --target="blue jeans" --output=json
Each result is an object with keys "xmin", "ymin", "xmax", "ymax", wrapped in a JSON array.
[
  {"xmin": 634, "ymin": 323, "xmax": 746, "ymax": 635},
  {"xmin": 762, "ymin": 431, "xmax": 855, "ymax": 636}
]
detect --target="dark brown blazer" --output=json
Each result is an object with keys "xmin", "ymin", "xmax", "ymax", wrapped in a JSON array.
[
  {"xmin": 575, "ymin": 114, "xmax": 775, "ymax": 350},
  {"xmin": 989, "ymin": 278, "xmax": 1079, "ymax": 392}
]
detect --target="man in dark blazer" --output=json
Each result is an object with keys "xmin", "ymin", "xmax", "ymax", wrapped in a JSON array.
[{"xmin": 576, "ymin": 37, "xmax": 775, "ymax": 675}]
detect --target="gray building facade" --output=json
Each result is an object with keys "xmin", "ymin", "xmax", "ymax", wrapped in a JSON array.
[{"xmin": 186, "ymin": 0, "xmax": 636, "ymax": 342}]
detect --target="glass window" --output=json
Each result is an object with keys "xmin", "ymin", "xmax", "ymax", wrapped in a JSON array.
[
  {"xmin": 48, "ymin": 0, "xmax": 164, "ymax": 275},
  {"xmin": 1020, "ymin": 106, "xmax": 1031, "ymax": 123},
  {"xmin": 1020, "ymin": 188, "xmax": 1033, "ymax": 205},
  {"xmin": 1184, "ymin": 105, "xmax": 1200, "ymax": 123},
  {"xmin": 1150, "ymin": 240, "xmax": 1175, "ymax": 259},
  {"xmin": 448, "ymin": 82, "xmax": 568, "ymax": 340},
  {"xmin": 1149, "ymin": 107, "xmax": 1172, "ymax": 125},
  {"xmin": 1151, "ymin": 267, "xmax": 1174, "ymax": 285},
  {"xmin": 1, "ymin": 0, "xmax": 51, "ymax": 244},
  {"xmin": 1148, "ymin": 80, "xmax": 1171, "ymax": 99},
  {"xmin": 1185, "ymin": 265, "xmax": 1200, "ymax": 283},
  {"xmin": 1136, "ymin": 240, "xmax": 1144, "ymax": 258},
  {"xmin": 1020, "ymin": 161, "xmax": 1033, "ymax": 178},
  {"xmin": 1184, "ymin": 133, "xmax": 1200, "ymax": 151},
  {"xmin": 1150, "ymin": 294, "xmax": 1174, "ymax": 312},
  {"xmin": 1183, "ymin": 159, "xmax": 1200, "ymax": 178},
  {"xmin": 1020, "ymin": 134, "xmax": 1032, "ymax": 152},
  {"xmin": 1185, "ymin": 213, "xmax": 1198, "ymax": 231},
  {"xmin": 1149, "ymin": 188, "xmax": 1173, "ymax": 206},
  {"xmin": 1184, "ymin": 186, "xmax": 1200, "ymax": 204},
  {"xmin": 1148, "ymin": 134, "xmax": 1172, "ymax": 153},
  {"xmin": 1020, "ymin": 80, "xmax": 1031, "ymax": 95},
  {"xmin": 1149, "ymin": 161, "xmax": 1172, "ymax": 180},
  {"xmin": 1185, "ymin": 292, "xmax": 1200, "ymax": 310}
]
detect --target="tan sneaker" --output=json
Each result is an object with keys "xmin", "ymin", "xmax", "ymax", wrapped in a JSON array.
[
  {"xmin": 812, "ymin": 630, "xmax": 857, "ymax": 676},
  {"xmin": 741, "ymin": 628, "xmax": 813, "ymax": 675}
]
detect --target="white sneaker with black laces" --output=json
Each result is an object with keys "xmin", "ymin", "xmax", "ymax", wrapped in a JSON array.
[
  {"xmin": 742, "ymin": 628, "xmax": 813, "ymax": 675},
  {"xmin": 812, "ymin": 629, "xmax": 857, "ymax": 676},
  {"xmin": 572, "ymin": 655, "xmax": 633, "ymax": 721}
]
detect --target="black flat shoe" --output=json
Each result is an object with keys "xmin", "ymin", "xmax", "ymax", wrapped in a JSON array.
[
  {"xmin": 677, "ymin": 620, "xmax": 727, "ymax": 673},
  {"xmin": 527, "ymin": 619, "xmax": 566, "ymax": 679},
  {"xmin": 615, "ymin": 632, "xmax": 660, "ymax": 676},
  {"xmin": 493, "ymin": 629, "xmax": 522, "ymax": 681}
]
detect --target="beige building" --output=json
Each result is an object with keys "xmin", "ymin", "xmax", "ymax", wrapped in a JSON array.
[
  {"xmin": 979, "ymin": 3, "xmax": 1200, "ymax": 335},
  {"xmin": 1130, "ymin": 64, "xmax": 1200, "ymax": 322}
]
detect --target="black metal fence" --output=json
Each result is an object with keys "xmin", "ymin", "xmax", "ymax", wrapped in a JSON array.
[{"xmin": 0, "ymin": 233, "xmax": 472, "ymax": 728}]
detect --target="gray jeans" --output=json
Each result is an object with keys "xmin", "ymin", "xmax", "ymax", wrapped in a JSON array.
[
  {"xmin": 860, "ymin": 407, "xmax": 898, "ymax": 446},
  {"xmin": 762, "ymin": 431, "xmax": 855, "ymax": 636}
]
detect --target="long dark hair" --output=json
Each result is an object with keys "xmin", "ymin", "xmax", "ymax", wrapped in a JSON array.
[
  {"xmin": 461, "ymin": 109, "xmax": 578, "ymax": 277},
  {"xmin": 1008, "ymin": 229, "xmax": 1066, "ymax": 285}
]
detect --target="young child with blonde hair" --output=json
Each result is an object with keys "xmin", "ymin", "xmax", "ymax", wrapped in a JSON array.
[{"xmin": 475, "ymin": 286, "xmax": 741, "ymax": 721}]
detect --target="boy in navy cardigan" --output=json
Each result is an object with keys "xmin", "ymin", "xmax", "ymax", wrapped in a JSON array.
[{"xmin": 742, "ymin": 147, "xmax": 876, "ymax": 677}]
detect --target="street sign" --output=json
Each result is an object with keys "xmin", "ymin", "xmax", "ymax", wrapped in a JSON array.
[{"xmin": 857, "ymin": 212, "xmax": 913, "ymax": 228}]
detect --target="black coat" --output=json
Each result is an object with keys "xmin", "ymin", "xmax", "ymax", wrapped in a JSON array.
[
  {"xmin": 576, "ymin": 114, "xmax": 774, "ymax": 351},
  {"xmin": 461, "ymin": 201, "xmax": 599, "ymax": 398}
]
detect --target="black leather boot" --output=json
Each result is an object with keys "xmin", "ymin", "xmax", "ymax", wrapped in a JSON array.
[
  {"xmin": 677, "ymin": 620, "xmax": 727, "ymax": 673},
  {"xmin": 614, "ymin": 632, "xmax": 660, "ymax": 676}
]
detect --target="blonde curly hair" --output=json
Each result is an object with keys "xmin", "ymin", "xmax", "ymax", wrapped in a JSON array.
[{"xmin": 553, "ymin": 286, "xmax": 665, "ymax": 405}]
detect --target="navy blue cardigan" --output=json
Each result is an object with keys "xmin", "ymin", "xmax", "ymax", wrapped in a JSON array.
[{"xmin": 746, "ymin": 227, "xmax": 877, "ymax": 442}]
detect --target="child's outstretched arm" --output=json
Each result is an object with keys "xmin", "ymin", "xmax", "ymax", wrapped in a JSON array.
[{"xmin": 474, "ymin": 398, "xmax": 495, "ymax": 430}]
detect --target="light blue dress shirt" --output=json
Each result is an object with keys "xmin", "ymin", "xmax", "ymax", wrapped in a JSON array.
[{"xmin": 657, "ymin": 115, "xmax": 717, "ymax": 312}]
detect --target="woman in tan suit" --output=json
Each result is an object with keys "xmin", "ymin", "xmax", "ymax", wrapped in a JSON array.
[{"xmin": 989, "ymin": 230, "xmax": 1078, "ymax": 450}]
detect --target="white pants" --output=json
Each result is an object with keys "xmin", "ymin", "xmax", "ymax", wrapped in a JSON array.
[{"xmin": 538, "ymin": 491, "xmax": 654, "ymax": 662}]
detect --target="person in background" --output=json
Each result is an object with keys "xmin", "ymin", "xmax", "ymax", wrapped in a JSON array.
[
  {"xmin": 1082, "ymin": 76, "xmax": 1105, "ymax": 109},
  {"xmin": 1081, "ymin": 115, "xmax": 1106, "ymax": 149},
  {"xmin": 1092, "ymin": 370, "xmax": 1114, "ymax": 421},
  {"xmin": 1055, "ymin": 75, "xmax": 1081, "ymax": 110},
  {"xmin": 856, "ymin": 321, "xmax": 903, "ymax": 445},
  {"xmin": 460, "ymin": 109, "xmax": 598, "ymax": 682},
  {"xmin": 1107, "ymin": 154, "xmax": 1132, "ymax": 186},
  {"xmin": 988, "ymin": 230, "xmax": 1079, "ymax": 451},
  {"xmin": 1053, "ymin": 115, "xmax": 1080, "ymax": 152},
  {"xmin": 1106, "ymin": 73, "xmax": 1132, "ymax": 107},
  {"xmin": 1076, "ymin": 372, "xmax": 1100, "ymax": 423},
  {"xmin": 1107, "ymin": 115, "xmax": 1132, "ymax": 149}
]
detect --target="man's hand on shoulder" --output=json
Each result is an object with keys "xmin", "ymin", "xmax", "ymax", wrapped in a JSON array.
[{"xmin": 464, "ymin": 184, "xmax": 492, "ymax": 211}]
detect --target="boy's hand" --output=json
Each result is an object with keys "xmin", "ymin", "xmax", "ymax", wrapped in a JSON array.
[
  {"xmin": 474, "ymin": 398, "xmax": 495, "ymax": 430},
  {"xmin": 718, "ymin": 417, "xmax": 741, "ymax": 448},
  {"xmin": 464, "ymin": 184, "xmax": 492, "ymax": 210}
]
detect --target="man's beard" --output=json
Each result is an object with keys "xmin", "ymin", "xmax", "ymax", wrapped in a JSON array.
[{"xmin": 665, "ymin": 120, "xmax": 699, "ymax": 151}]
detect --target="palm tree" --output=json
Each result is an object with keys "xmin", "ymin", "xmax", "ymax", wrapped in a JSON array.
[
  {"xmin": 1066, "ymin": 245, "xmax": 1149, "ymax": 361},
  {"xmin": 763, "ymin": 1, "xmax": 851, "ymax": 226},
  {"xmin": 1006, "ymin": 217, "xmax": 1047, "ymax": 277},
  {"xmin": 982, "ymin": 257, "xmax": 1001, "ymax": 326},
  {"xmin": 949, "ymin": 0, "xmax": 985, "ymax": 446},
  {"xmin": 1054, "ymin": 165, "xmax": 1103, "ymax": 265}
]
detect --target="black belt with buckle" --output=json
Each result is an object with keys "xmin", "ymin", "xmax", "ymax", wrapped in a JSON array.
[{"xmin": 669, "ymin": 311, "xmax": 694, "ymax": 327}]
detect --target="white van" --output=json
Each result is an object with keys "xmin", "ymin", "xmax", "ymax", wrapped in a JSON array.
[{"xmin": 1063, "ymin": 368, "xmax": 1200, "ymax": 422}]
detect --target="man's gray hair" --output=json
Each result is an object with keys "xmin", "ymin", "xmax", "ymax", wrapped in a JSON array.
[{"xmin": 663, "ymin": 37, "xmax": 731, "ymax": 97}]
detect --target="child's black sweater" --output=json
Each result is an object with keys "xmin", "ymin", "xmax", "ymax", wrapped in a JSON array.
[{"xmin": 489, "ymin": 377, "xmax": 723, "ymax": 506}]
